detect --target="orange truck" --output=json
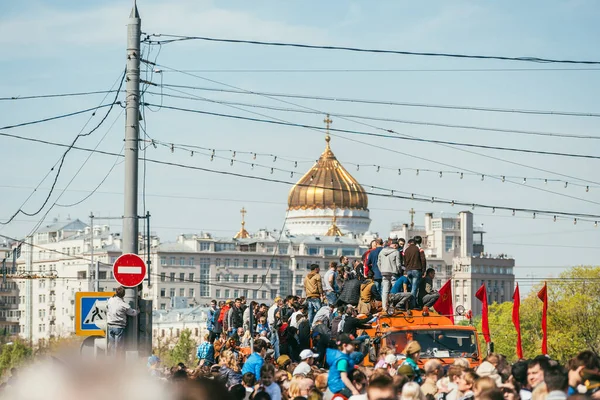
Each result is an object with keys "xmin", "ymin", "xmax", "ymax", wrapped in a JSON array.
[{"xmin": 362, "ymin": 310, "xmax": 483, "ymax": 369}]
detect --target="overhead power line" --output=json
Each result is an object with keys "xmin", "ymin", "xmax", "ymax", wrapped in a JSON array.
[
  {"xmin": 0, "ymin": 69, "xmax": 126, "ymax": 226},
  {"xmin": 0, "ymin": 90, "xmax": 119, "ymax": 101},
  {"xmin": 0, "ymin": 103, "xmax": 118, "ymax": 131},
  {"xmin": 143, "ymin": 102, "xmax": 600, "ymax": 160},
  {"xmin": 142, "ymin": 34, "xmax": 600, "ymax": 65},
  {"xmin": 2, "ymin": 130, "xmax": 600, "ymax": 222},
  {"xmin": 149, "ymin": 90, "xmax": 600, "ymax": 140},
  {"xmin": 155, "ymin": 67, "xmax": 600, "ymax": 73},
  {"xmin": 156, "ymin": 82, "xmax": 600, "ymax": 118}
]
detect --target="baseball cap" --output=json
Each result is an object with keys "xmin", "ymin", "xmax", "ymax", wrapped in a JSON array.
[
  {"xmin": 398, "ymin": 364, "xmax": 415, "ymax": 377},
  {"xmin": 403, "ymin": 340, "xmax": 421, "ymax": 355},
  {"xmin": 300, "ymin": 349, "xmax": 319, "ymax": 360},
  {"xmin": 277, "ymin": 355, "xmax": 291, "ymax": 367}
]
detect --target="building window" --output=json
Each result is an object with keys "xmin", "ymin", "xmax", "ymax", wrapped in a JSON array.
[
  {"xmin": 189, "ymin": 288, "xmax": 195, "ymax": 297},
  {"xmin": 233, "ymin": 275, "xmax": 239, "ymax": 283},
  {"xmin": 324, "ymin": 248, "xmax": 336, "ymax": 256},
  {"xmin": 170, "ymin": 273, "xmax": 175, "ymax": 282},
  {"xmin": 200, "ymin": 258, "xmax": 210, "ymax": 297},
  {"xmin": 243, "ymin": 259, "xmax": 249, "ymax": 268},
  {"xmin": 225, "ymin": 259, "xmax": 231, "ymax": 267},
  {"xmin": 252, "ymin": 275, "xmax": 258, "ymax": 283},
  {"xmin": 436, "ymin": 279, "xmax": 442, "ymax": 288},
  {"xmin": 234, "ymin": 290, "xmax": 239, "ymax": 298},
  {"xmin": 170, "ymin": 257, "xmax": 176, "ymax": 265},
  {"xmin": 98, "ymin": 271, "xmax": 107, "ymax": 280},
  {"xmin": 446, "ymin": 266, "xmax": 452, "ymax": 275},
  {"xmin": 215, "ymin": 243, "xmax": 235, "ymax": 252},
  {"xmin": 225, "ymin": 275, "xmax": 231, "ymax": 282},
  {"xmin": 262, "ymin": 260, "xmax": 267, "ymax": 268},
  {"xmin": 200, "ymin": 242, "xmax": 211, "ymax": 251},
  {"xmin": 445, "ymin": 236, "xmax": 453, "ymax": 252},
  {"xmin": 179, "ymin": 273, "xmax": 185, "ymax": 282},
  {"xmin": 160, "ymin": 257, "xmax": 167, "ymax": 266},
  {"xmin": 187, "ymin": 273, "xmax": 193, "ymax": 281},
  {"xmin": 296, "ymin": 290, "xmax": 303, "ymax": 297},
  {"xmin": 179, "ymin": 257, "xmax": 185, "ymax": 266},
  {"xmin": 179, "ymin": 288, "xmax": 185, "ymax": 297},
  {"xmin": 189, "ymin": 257, "xmax": 195, "ymax": 266},
  {"xmin": 215, "ymin": 258, "xmax": 221, "ymax": 267},
  {"xmin": 253, "ymin": 290, "xmax": 258, "ymax": 299},
  {"xmin": 77, "ymin": 271, "xmax": 87, "ymax": 279},
  {"xmin": 233, "ymin": 259, "xmax": 239, "ymax": 267},
  {"xmin": 261, "ymin": 290, "xmax": 266, "ymax": 299},
  {"xmin": 341, "ymin": 248, "xmax": 355, "ymax": 256},
  {"xmin": 243, "ymin": 275, "xmax": 249, "ymax": 283},
  {"xmin": 270, "ymin": 274, "xmax": 277, "ymax": 284},
  {"xmin": 261, "ymin": 276, "xmax": 266, "ymax": 284},
  {"xmin": 216, "ymin": 289, "xmax": 221, "ymax": 298},
  {"xmin": 308, "ymin": 247, "xmax": 319, "ymax": 255},
  {"xmin": 216, "ymin": 274, "xmax": 221, "ymax": 282},
  {"xmin": 270, "ymin": 289, "xmax": 277, "ymax": 299},
  {"xmin": 296, "ymin": 275, "xmax": 302, "ymax": 285},
  {"xmin": 252, "ymin": 260, "xmax": 258, "ymax": 268},
  {"xmin": 169, "ymin": 288, "xmax": 175, "ymax": 297},
  {"xmin": 224, "ymin": 289, "xmax": 230, "ymax": 298},
  {"xmin": 435, "ymin": 265, "xmax": 442, "ymax": 273},
  {"xmin": 160, "ymin": 288, "xmax": 166, "ymax": 297}
]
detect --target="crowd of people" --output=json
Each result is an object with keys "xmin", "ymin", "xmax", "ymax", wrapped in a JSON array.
[{"xmin": 143, "ymin": 236, "xmax": 599, "ymax": 400}]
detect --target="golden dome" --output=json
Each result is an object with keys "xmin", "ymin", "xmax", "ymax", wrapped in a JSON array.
[{"xmin": 287, "ymin": 120, "xmax": 368, "ymax": 211}]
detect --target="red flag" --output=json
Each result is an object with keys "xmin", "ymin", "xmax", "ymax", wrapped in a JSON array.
[
  {"xmin": 475, "ymin": 284, "xmax": 490, "ymax": 343},
  {"xmin": 433, "ymin": 280, "xmax": 454, "ymax": 323},
  {"xmin": 537, "ymin": 282, "xmax": 548, "ymax": 355},
  {"xmin": 512, "ymin": 284, "xmax": 523, "ymax": 359}
]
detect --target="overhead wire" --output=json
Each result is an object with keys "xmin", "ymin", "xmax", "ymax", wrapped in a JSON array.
[
  {"xmin": 147, "ymin": 90, "xmax": 600, "ymax": 140},
  {"xmin": 0, "ymin": 90, "xmax": 120, "ymax": 101},
  {"xmin": 154, "ymin": 67, "xmax": 600, "ymax": 73},
  {"xmin": 1, "ymin": 131, "xmax": 599, "ymax": 222},
  {"xmin": 0, "ymin": 69, "xmax": 126, "ymax": 226},
  {"xmin": 149, "ymin": 64, "xmax": 600, "ymax": 188},
  {"xmin": 156, "ymin": 82, "xmax": 600, "ymax": 118},
  {"xmin": 145, "ymin": 102, "xmax": 600, "ymax": 160},
  {"xmin": 143, "ymin": 34, "xmax": 600, "ymax": 65}
]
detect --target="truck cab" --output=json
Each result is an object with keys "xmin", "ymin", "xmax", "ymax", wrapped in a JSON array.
[{"xmin": 363, "ymin": 310, "xmax": 482, "ymax": 368}]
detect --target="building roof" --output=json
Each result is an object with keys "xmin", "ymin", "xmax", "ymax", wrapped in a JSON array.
[
  {"xmin": 156, "ymin": 242, "xmax": 196, "ymax": 253},
  {"xmin": 37, "ymin": 219, "xmax": 88, "ymax": 233},
  {"xmin": 153, "ymin": 306, "xmax": 209, "ymax": 323}
]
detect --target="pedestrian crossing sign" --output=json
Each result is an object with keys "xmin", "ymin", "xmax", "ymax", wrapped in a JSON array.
[{"xmin": 75, "ymin": 292, "xmax": 114, "ymax": 336}]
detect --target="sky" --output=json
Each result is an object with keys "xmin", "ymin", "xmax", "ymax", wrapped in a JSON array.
[{"xmin": 1, "ymin": 0, "xmax": 599, "ymax": 295}]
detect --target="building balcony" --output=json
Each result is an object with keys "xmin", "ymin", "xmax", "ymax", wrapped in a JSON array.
[
  {"xmin": 0, "ymin": 303, "xmax": 18, "ymax": 309},
  {"xmin": 0, "ymin": 316, "xmax": 19, "ymax": 323}
]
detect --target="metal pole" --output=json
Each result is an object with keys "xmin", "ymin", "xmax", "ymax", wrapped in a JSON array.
[
  {"xmin": 90, "ymin": 212, "xmax": 95, "ymax": 290},
  {"xmin": 123, "ymin": 0, "xmax": 141, "ymax": 351},
  {"xmin": 95, "ymin": 261, "xmax": 100, "ymax": 292},
  {"xmin": 146, "ymin": 211, "xmax": 151, "ymax": 287}
]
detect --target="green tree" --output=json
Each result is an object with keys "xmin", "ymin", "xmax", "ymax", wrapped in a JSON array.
[
  {"xmin": 0, "ymin": 340, "xmax": 33, "ymax": 378},
  {"xmin": 165, "ymin": 329, "xmax": 196, "ymax": 367},
  {"xmin": 472, "ymin": 266, "xmax": 600, "ymax": 363}
]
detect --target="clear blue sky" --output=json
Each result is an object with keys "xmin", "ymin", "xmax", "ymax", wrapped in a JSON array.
[{"xmin": 1, "ymin": 0, "xmax": 599, "ymax": 294}]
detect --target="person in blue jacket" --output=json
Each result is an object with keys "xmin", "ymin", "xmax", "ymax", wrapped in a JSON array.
[
  {"xmin": 326, "ymin": 334, "xmax": 362, "ymax": 398},
  {"xmin": 367, "ymin": 238, "xmax": 384, "ymax": 295},
  {"xmin": 241, "ymin": 340, "xmax": 267, "ymax": 381}
]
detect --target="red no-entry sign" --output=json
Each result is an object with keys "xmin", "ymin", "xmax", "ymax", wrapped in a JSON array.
[{"xmin": 113, "ymin": 253, "xmax": 147, "ymax": 288}]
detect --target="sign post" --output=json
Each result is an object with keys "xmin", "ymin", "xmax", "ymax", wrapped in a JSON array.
[
  {"xmin": 113, "ymin": 253, "xmax": 147, "ymax": 288},
  {"xmin": 75, "ymin": 292, "xmax": 115, "ymax": 336}
]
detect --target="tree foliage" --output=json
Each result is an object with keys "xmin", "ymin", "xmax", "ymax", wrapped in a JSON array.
[
  {"xmin": 0, "ymin": 340, "xmax": 32, "ymax": 378},
  {"xmin": 472, "ymin": 266, "xmax": 600, "ymax": 363},
  {"xmin": 154, "ymin": 329, "xmax": 197, "ymax": 368}
]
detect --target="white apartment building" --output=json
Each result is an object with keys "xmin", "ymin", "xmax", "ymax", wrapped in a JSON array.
[
  {"xmin": 152, "ymin": 306, "xmax": 210, "ymax": 346},
  {"xmin": 389, "ymin": 211, "xmax": 515, "ymax": 317}
]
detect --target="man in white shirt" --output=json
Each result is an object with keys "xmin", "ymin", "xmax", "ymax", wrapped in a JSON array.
[
  {"xmin": 312, "ymin": 304, "xmax": 335, "ymax": 329},
  {"xmin": 268, "ymin": 297, "xmax": 282, "ymax": 326},
  {"xmin": 106, "ymin": 286, "xmax": 138, "ymax": 355},
  {"xmin": 294, "ymin": 349, "xmax": 319, "ymax": 376}
]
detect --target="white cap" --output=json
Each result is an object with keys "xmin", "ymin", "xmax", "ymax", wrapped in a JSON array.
[
  {"xmin": 299, "ymin": 349, "xmax": 319, "ymax": 360},
  {"xmin": 385, "ymin": 354, "xmax": 397, "ymax": 365}
]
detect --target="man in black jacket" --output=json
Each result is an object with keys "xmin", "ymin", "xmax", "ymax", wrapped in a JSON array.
[
  {"xmin": 337, "ymin": 270, "xmax": 361, "ymax": 307},
  {"xmin": 230, "ymin": 298, "xmax": 244, "ymax": 332}
]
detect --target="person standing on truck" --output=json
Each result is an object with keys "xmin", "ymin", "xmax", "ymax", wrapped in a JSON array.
[
  {"xmin": 378, "ymin": 239, "xmax": 403, "ymax": 314},
  {"xmin": 418, "ymin": 268, "xmax": 440, "ymax": 315},
  {"xmin": 324, "ymin": 261, "xmax": 339, "ymax": 306},
  {"xmin": 400, "ymin": 341, "xmax": 423, "ymax": 384},
  {"xmin": 304, "ymin": 264, "xmax": 324, "ymax": 324},
  {"xmin": 403, "ymin": 237, "xmax": 427, "ymax": 307},
  {"xmin": 367, "ymin": 238, "xmax": 385, "ymax": 294}
]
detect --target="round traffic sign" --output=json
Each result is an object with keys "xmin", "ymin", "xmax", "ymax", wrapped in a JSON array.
[{"xmin": 112, "ymin": 253, "xmax": 147, "ymax": 287}]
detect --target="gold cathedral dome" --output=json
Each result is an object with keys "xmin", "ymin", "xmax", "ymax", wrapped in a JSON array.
[{"xmin": 287, "ymin": 116, "xmax": 369, "ymax": 211}]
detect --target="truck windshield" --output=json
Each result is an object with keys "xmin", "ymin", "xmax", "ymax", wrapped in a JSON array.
[{"xmin": 387, "ymin": 329, "xmax": 477, "ymax": 358}]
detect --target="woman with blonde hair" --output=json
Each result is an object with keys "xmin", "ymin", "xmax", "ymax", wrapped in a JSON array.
[
  {"xmin": 474, "ymin": 377, "xmax": 497, "ymax": 399},
  {"xmin": 218, "ymin": 349, "xmax": 242, "ymax": 388},
  {"xmin": 401, "ymin": 381, "xmax": 425, "ymax": 400}
]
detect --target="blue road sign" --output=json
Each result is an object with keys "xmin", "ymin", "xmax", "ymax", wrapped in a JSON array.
[{"xmin": 75, "ymin": 292, "xmax": 114, "ymax": 336}]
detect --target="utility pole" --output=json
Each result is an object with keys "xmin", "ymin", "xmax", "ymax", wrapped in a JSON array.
[
  {"xmin": 123, "ymin": 0, "xmax": 141, "ymax": 351},
  {"xmin": 90, "ymin": 212, "xmax": 95, "ymax": 290}
]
